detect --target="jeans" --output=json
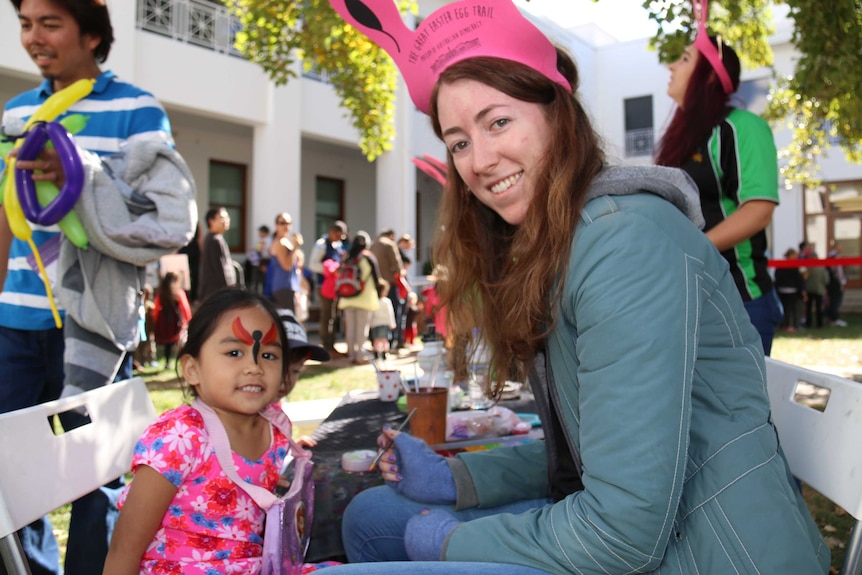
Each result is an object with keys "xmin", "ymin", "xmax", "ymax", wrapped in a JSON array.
[
  {"xmin": 743, "ymin": 288, "xmax": 783, "ymax": 356},
  {"xmin": 317, "ymin": 288, "xmax": 337, "ymax": 350},
  {"xmin": 0, "ymin": 325, "xmax": 122, "ymax": 575},
  {"xmin": 339, "ymin": 485, "xmax": 552, "ymax": 573},
  {"xmin": 0, "ymin": 326, "xmax": 64, "ymax": 575},
  {"xmin": 387, "ymin": 285, "xmax": 405, "ymax": 348}
]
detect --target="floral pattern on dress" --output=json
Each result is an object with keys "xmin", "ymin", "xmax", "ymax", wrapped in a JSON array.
[{"xmin": 120, "ymin": 404, "xmax": 288, "ymax": 575}]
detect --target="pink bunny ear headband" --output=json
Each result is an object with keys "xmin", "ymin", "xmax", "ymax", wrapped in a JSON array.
[
  {"xmin": 327, "ymin": 0, "xmax": 572, "ymax": 114},
  {"xmin": 692, "ymin": 0, "xmax": 734, "ymax": 94}
]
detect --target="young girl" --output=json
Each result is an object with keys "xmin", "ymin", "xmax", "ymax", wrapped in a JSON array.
[
  {"xmin": 402, "ymin": 291, "xmax": 419, "ymax": 346},
  {"xmin": 133, "ymin": 284, "xmax": 157, "ymax": 370},
  {"xmin": 104, "ymin": 289, "xmax": 292, "ymax": 575},
  {"xmin": 152, "ymin": 272, "xmax": 193, "ymax": 369},
  {"xmin": 369, "ymin": 279, "xmax": 395, "ymax": 360}
]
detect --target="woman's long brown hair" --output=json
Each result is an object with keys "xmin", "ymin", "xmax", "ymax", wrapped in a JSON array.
[{"xmin": 428, "ymin": 49, "xmax": 604, "ymax": 394}]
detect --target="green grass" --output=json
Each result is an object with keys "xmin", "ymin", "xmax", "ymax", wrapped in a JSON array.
[{"xmin": 44, "ymin": 318, "xmax": 860, "ymax": 571}]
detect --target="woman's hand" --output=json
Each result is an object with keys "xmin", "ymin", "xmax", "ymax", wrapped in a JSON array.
[
  {"xmin": 374, "ymin": 427, "xmax": 401, "ymax": 481},
  {"xmin": 377, "ymin": 429, "xmax": 457, "ymax": 505}
]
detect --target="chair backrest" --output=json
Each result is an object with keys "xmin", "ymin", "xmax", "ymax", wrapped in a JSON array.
[
  {"xmin": 0, "ymin": 377, "xmax": 156, "ymax": 538},
  {"xmin": 765, "ymin": 358, "xmax": 862, "ymax": 519}
]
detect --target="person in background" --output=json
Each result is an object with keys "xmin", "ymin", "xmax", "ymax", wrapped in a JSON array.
[
  {"xmin": 246, "ymin": 224, "xmax": 272, "ymax": 294},
  {"xmin": 293, "ymin": 236, "xmax": 312, "ymax": 322},
  {"xmin": 308, "ymin": 220, "xmax": 347, "ymax": 356},
  {"xmin": 179, "ymin": 222, "xmax": 203, "ymax": 305},
  {"xmin": 655, "ymin": 6, "xmax": 782, "ymax": 355},
  {"xmin": 775, "ymin": 248, "xmax": 806, "ymax": 332},
  {"xmin": 369, "ymin": 229, "xmax": 405, "ymax": 351},
  {"xmin": 132, "ymin": 284, "xmax": 157, "ymax": 369},
  {"xmin": 397, "ymin": 233, "xmax": 415, "ymax": 271},
  {"xmin": 827, "ymin": 243, "xmax": 847, "ymax": 326},
  {"xmin": 369, "ymin": 279, "xmax": 396, "ymax": 361},
  {"xmin": 322, "ymin": 0, "xmax": 830, "ymax": 573},
  {"xmin": 266, "ymin": 213, "xmax": 301, "ymax": 312},
  {"xmin": 395, "ymin": 234, "xmax": 415, "ymax": 345},
  {"xmin": 153, "ymin": 271, "xmax": 192, "ymax": 370},
  {"xmin": 277, "ymin": 308, "xmax": 332, "ymax": 449},
  {"xmin": 198, "ymin": 207, "xmax": 236, "ymax": 303},
  {"xmin": 1, "ymin": 0, "xmax": 195, "ymax": 572},
  {"xmin": 338, "ymin": 231, "xmax": 380, "ymax": 365},
  {"xmin": 308, "ymin": 220, "xmax": 348, "ymax": 356},
  {"xmin": 803, "ymin": 254, "xmax": 829, "ymax": 329},
  {"xmin": 403, "ymin": 291, "xmax": 420, "ymax": 346}
]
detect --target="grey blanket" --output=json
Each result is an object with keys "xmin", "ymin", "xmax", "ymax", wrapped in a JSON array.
[{"xmin": 58, "ymin": 140, "xmax": 197, "ymax": 395}]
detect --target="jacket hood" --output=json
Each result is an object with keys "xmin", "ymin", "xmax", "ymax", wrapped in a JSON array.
[{"xmin": 588, "ymin": 165, "xmax": 705, "ymax": 230}]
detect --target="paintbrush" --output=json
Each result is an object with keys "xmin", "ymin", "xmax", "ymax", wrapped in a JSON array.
[{"xmin": 368, "ymin": 407, "xmax": 418, "ymax": 471}]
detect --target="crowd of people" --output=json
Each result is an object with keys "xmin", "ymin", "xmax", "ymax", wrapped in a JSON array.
[
  {"xmin": 0, "ymin": 0, "xmax": 850, "ymax": 573},
  {"xmin": 775, "ymin": 241, "xmax": 849, "ymax": 333}
]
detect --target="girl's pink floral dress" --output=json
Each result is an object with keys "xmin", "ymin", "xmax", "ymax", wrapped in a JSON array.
[{"xmin": 120, "ymin": 404, "xmax": 288, "ymax": 575}]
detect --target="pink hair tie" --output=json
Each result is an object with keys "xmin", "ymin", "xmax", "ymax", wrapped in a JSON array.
[
  {"xmin": 693, "ymin": 0, "xmax": 734, "ymax": 94},
  {"xmin": 328, "ymin": 0, "xmax": 573, "ymax": 114}
]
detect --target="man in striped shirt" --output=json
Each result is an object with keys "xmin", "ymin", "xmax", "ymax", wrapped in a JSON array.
[{"xmin": 0, "ymin": 1, "xmax": 194, "ymax": 573}]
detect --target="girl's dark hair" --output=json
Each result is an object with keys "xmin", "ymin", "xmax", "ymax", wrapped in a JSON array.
[
  {"xmin": 157, "ymin": 271, "xmax": 179, "ymax": 303},
  {"xmin": 655, "ymin": 36, "xmax": 741, "ymax": 167},
  {"xmin": 428, "ymin": 48, "xmax": 605, "ymax": 389},
  {"xmin": 178, "ymin": 288, "xmax": 289, "ymax": 382},
  {"xmin": 13, "ymin": 0, "xmax": 114, "ymax": 63},
  {"xmin": 347, "ymin": 231, "xmax": 370, "ymax": 259}
]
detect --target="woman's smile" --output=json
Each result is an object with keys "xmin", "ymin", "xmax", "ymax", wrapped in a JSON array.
[{"xmin": 438, "ymin": 78, "xmax": 551, "ymax": 225}]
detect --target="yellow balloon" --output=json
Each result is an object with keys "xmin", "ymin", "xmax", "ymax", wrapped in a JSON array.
[
  {"xmin": 1, "ymin": 78, "xmax": 96, "ymax": 329},
  {"xmin": 3, "ymin": 159, "xmax": 31, "ymax": 241},
  {"xmin": 24, "ymin": 78, "xmax": 94, "ymax": 129}
]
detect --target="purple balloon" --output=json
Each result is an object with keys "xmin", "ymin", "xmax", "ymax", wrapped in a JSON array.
[{"xmin": 14, "ymin": 121, "xmax": 84, "ymax": 227}]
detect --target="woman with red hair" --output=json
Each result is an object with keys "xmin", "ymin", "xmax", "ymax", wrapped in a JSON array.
[{"xmin": 656, "ymin": 32, "xmax": 783, "ymax": 355}]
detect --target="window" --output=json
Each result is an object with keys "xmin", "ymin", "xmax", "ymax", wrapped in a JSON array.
[
  {"xmin": 315, "ymin": 177, "xmax": 345, "ymax": 239},
  {"xmin": 624, "ymin": 96, "xmax": 654, "ymax": 157},
  {"xmin": 209, "ymin": 160, "xmax": 247, "ymax": 252}
]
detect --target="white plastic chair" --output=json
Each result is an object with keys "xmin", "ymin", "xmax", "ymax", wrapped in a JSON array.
[
  {"xmin": 765, "ymin": 358, "xmax": 862, "ymax": 575},
  {"xmin": 0, "ymin": 377, "xmax": 156, "ymax": 574}
]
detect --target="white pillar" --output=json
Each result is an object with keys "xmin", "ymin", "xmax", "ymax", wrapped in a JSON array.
[
  {"xmin": 251, "ymin": 78, "xmax": 302, "ymax": 239},
  {"xmin": 375, "ymin": 77, "xmax": 416, "ymax": 241}
]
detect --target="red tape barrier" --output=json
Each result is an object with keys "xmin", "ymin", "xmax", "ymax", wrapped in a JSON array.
[{"xmin": 768, "ymin": 257, "xmax": 862, "ymax": 269}]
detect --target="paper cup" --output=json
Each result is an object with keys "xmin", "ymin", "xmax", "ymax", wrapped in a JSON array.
[
  {"xmin": 406, "ymin": 387, "xmax": 449, "ymax": 445},
  {"xmin": 377, "ymin": 370, "xmax": 402, "ymax": 402}
]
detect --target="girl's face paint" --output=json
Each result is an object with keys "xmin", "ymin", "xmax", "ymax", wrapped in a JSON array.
[
  {"xmin": 182, "ymin": 306, "xmax": 283, "ymax": 416},
  {"xmin": 232, "ymin": 315, "xmax": 279, "ymax": 364}
]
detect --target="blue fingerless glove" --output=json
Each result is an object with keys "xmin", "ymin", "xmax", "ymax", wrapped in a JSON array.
[
  {"xmin": 404, "ymin": 509, "xmax": 461, "ymax": 561},
  {"xmin": 388, "ymin": 432, "xmax": 457, "ymax": 504}
]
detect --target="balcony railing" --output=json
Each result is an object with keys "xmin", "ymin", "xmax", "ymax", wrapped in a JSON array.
[
  {"xmin": 136, "ymin": 0, "xmax": 243, "ymax": 57},
  {"xmin": 625, "ymin": 127, "xmax": 654, "ymax": 157}
]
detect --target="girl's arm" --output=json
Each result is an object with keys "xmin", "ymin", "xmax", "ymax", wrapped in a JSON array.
[
  {"xmin": 705, "ymin": 199, "xmax": 775, "ymax": 252},
  {"xmin": 102, "ymin": 466, "xmax": 177, "ymax": 575},
  {"xmin": 271, "ymin": 237, "xmax": 295, "ymax": 270}
]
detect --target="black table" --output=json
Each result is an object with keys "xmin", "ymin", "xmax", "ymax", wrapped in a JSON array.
[{"xmin": 306, "ymin": 389, "xmax": 538, "ymax": 562}]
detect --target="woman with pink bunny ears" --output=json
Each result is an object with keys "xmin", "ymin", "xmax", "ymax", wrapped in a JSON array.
[
  {"xmin": 320, "ymin": 0, "xmax": 830, "ymax": 574},
  {"xmin": 656, "ymin": 0, "xmax": 783, "ymax": 355}
]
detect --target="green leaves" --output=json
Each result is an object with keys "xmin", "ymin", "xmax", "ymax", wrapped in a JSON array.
[
  {"xmin": 641, "ymin": 0, "xmax": 860, "ymax": 188},
  {"xmin": 225, "ymin": 0, "xmax": 415, "ymax": 160},
  {"xmin": 225, "ymin": 0, "xmax": 861, "ymax": 180}
]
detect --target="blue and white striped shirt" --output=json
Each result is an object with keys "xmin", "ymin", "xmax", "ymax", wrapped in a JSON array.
[{"xmin": 0, "ymin": 71, "xmax": 174, "ymax": 330}]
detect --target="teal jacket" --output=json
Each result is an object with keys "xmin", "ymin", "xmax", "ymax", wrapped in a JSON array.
[{"xmin": 444, "ymin": 167, "xmax": 829, "ymax": 574}]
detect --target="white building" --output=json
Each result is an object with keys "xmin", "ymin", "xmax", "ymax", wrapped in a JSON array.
[{"xmin": 1, "ymin": 0, "xmax": 860, "ymax": 295}]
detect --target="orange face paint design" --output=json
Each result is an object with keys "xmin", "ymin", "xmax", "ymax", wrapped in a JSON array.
[{"xmin": 232, "ymin": 316, "xmax": 279, "ymax": 364}]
